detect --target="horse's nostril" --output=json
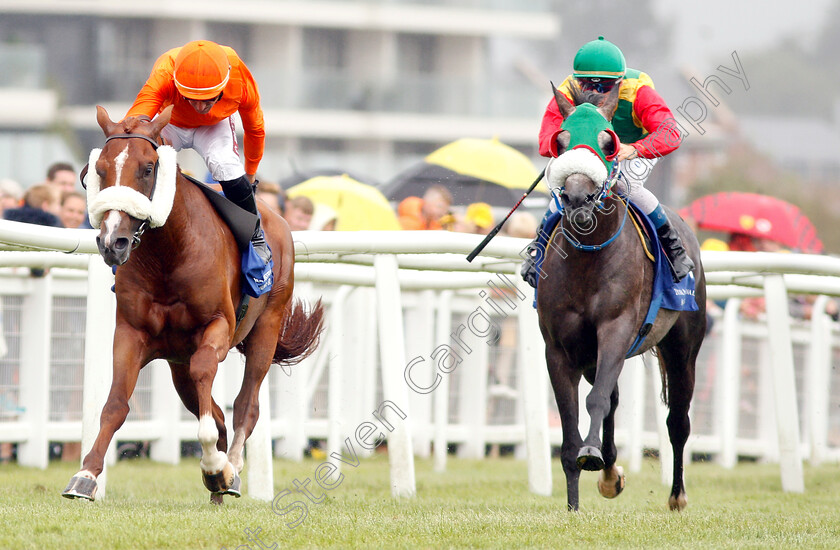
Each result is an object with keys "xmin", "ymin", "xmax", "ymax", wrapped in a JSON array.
[{"xmin": 113, "ymin": 237, "xmax": 130, "ymax": 252}]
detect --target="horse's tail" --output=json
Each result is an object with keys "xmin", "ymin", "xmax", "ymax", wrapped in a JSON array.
[
  {"xmin": 654, "ymin": 349, "xmax": 669, "ymax": 406},
  {"xmin": 272, "ymin": 298, "xmax": 325, "ymax": 366}
]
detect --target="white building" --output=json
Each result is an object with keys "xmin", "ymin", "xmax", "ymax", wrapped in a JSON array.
[{"xmin": 0, "ymin": 1, "xmax": 560, "ymax": 186}]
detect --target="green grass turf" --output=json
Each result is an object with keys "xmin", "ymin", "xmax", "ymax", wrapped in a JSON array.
[{"xmin": 0, "ymin": 455, "xmax": 838, "ymax": 549}]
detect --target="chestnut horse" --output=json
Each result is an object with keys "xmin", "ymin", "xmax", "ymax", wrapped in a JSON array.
[
  {"xmin": 537, "ymin": 84, "xmax": 706, "ymax": 511},
  {"xmin": 62, "ymin": 106, "xmax": 323, "ymax": 503}
]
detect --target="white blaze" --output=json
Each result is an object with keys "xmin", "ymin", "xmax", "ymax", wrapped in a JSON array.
[
  {"xmin": 101, "ymin": 210, "xmax": 123, "ymax": 247},
  {"xmin": 113, "ymin": 145, "xmax": 129, "ymax": 186}
]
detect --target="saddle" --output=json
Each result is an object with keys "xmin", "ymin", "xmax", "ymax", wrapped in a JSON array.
[
  {"xmin": 183, "ymin": 173, "xmax": 258, "ymax": 252},
  {"xmin": 184, "ymin": 173, "xmax": 273, "ymax": 302}
]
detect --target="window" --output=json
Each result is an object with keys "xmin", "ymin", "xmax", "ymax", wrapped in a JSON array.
[
  {"xmin": 303, "ymin": 28, "xmax": 347, "ymax": 69},
  {"xmin": 397, "ymin": 33, "xmax": 437, "ymax": 74},
  {"xmin": 95, "ymin": 19, "xmax": 153, "ymax": 101}
]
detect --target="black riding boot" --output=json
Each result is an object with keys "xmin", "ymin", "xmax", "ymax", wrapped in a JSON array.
[
  {"xmin": 219, "ymin": 175, "xmax": 272, "ymax": 264},
  {"xmin": 656, "ymin": 219, "xmax": 694, "ymax": 282},
  {"xmin": 520, "ymin": 241, "xmax": 540, "ymax": 289},
  {"xmin": 520, "ymin": 211, "xmax": 552, "ymax": 289}
]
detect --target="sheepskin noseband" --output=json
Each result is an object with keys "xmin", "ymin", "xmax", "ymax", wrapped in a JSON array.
[
  {"xmin": 546, "ymin": 148, "xmax": 609, "ymax": 190},
  {"xmin": 86, "ymin": 145, "xmax": 177, "ymax": 229}
]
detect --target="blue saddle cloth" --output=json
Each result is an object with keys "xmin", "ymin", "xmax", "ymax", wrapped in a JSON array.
[
  {"xmin": 240, "ymin": 242, "xmax": 274, "ymax": 298},
  {"xmin": 533, "ymin": 199, "xmax": 698, "ymax": 357}
]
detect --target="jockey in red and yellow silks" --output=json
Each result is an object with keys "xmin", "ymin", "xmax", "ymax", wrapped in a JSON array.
[
  {"xmin": 520, "ymin": 36, "xmax": 694, "ymax": 288},
  {"xmin": 126, "ymin": 40, "xmax": 270, "ymax": 264},
  {"xmin": 538, "ymin": 70, "xmax": 682, "ymax": 160}
]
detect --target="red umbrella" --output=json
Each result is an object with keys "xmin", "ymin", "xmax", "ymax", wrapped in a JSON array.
[{"xmin": 679, "ymin": 192, "xmax": 823, "ymax": 253}]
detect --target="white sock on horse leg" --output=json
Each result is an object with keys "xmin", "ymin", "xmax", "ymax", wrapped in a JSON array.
[{"xmin": 197, "ymin": 413, "xmax": 228, "ymax": 472}]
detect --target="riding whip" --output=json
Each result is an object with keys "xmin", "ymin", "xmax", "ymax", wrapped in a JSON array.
[{"xmin": 466, "ymin": 167, "xmax": 546, "ymax": 262}]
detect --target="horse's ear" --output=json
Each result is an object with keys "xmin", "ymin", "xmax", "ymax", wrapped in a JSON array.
[
  {"xmin": 552, "ymin": 81, "xmax": 575, "ymax": 119},
  {"xmin": 96, "ymin": 105, "xmax": 117, "ymax": 135},
  {"xmin": 149, "ymin": 105, "xmax": 173, "ymax": 137},
  {"xmin": 597, "ymin": 80, "xmax": 622, "ymax": 121}
]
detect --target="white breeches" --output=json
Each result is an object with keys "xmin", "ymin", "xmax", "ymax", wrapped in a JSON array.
[
  {"xmin": 613, "ymin": 157, "xmax": 660, "ymax": 214},
  {"xmin": 161, "ymin": 117, "xmax": 244, "ymax": 182}
]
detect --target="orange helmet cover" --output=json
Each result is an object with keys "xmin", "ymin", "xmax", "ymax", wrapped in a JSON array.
[{"xmin": 173, "ymin": 40, "xmax": 231, "ymax": 100}]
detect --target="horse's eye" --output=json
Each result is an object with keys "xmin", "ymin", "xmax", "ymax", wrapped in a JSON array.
[{"xmin": 144, "ymin": 164, "xmax": 154, "ymax": 178}]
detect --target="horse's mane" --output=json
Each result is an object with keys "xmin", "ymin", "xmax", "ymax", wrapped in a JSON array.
[
  {"xmin": 117, "ymin": 115, "xmax": 154, "ymax": 135},
  {"xmin": 568, "ymin": 81, "xmax": 609, "ymax": 108}
]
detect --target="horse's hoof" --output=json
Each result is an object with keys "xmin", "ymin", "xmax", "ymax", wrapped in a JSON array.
[
  {"xmin": 668, "ymin": 491, "xmax": 688, "ymax": 511},
  {"xmin": 208, "ymin": 474, "xmax": 239, "ymax": 505},
  {"xmin": 576, "ymin": 446, "xmax": 604, "ymax": 471},
  {"xmin": 62, "ymin": 473, "xmax": 98, "ymax": 501},
  {"xmin": 219, "ymin": 471, "xmax": 241, "ymax": 498},
  {"xmin": 597, "ymin": 465, "xmax": 625, "ymax": 499},
  {"xmin": 202, "ymin": 461, "xmax": 235, "ymax": 493}
]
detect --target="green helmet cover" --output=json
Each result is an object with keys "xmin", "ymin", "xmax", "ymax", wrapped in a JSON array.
[{"xmin": 573, "ymin": 36, "xmax": 626, "ymax": 79}]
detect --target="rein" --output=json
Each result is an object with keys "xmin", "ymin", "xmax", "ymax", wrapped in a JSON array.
[{"xmin": 101, "ymin": 133, "xmax": 163, "ymax": 248}]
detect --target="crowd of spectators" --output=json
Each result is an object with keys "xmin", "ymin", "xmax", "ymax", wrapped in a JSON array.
[
  {"xmin": 1, "ymin": 162, "xmax": 91, "ymax": 229},
  {"xmin": 249, "ymin": 177, "xmax": 538, "ymax": 238},
  {"xmin": 392, "ymin": 184, "xmax": 537, "ymax": 238},
  {"xmin": 7, "ymin": 160, "xmax": 837, "ymax": 293},
  {"xmin": 2, "ymin": 161, "xmax": 540, "ymax": 242}
]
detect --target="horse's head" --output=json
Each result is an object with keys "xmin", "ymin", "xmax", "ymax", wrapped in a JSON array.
[
  {"xmin": 87, "ymin": 105, "xmax": 178, "ymax": 266},
  {"xmin": 546, "ymin": 82, "xmax": 621, "ymax": 222}
]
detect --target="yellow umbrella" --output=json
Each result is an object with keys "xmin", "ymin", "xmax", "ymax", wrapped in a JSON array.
[
  {"xmin": 286, "ymin": 174, "xmax": 401, "ymax": 231},
  {"xmin": 425, "ymin": 137, "xmax": 541, "ymax": 190},
  {"xmin": 383, "ymin": 137, "xmax": 546, "ymax": 206}
]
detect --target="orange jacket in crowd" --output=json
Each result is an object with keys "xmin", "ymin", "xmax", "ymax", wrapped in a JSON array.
[
  {"xmin": 397, "ymin": 197, "xmax": 444, "ymax": 230},
  {"xmin": 126, "ymin": 45, "xmax": 266, "ymax": 175}
]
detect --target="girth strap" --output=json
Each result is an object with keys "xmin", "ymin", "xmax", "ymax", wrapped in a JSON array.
[{"xmin": 235, "ymin": 295, "xmax": 250, "ymax": 329}]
